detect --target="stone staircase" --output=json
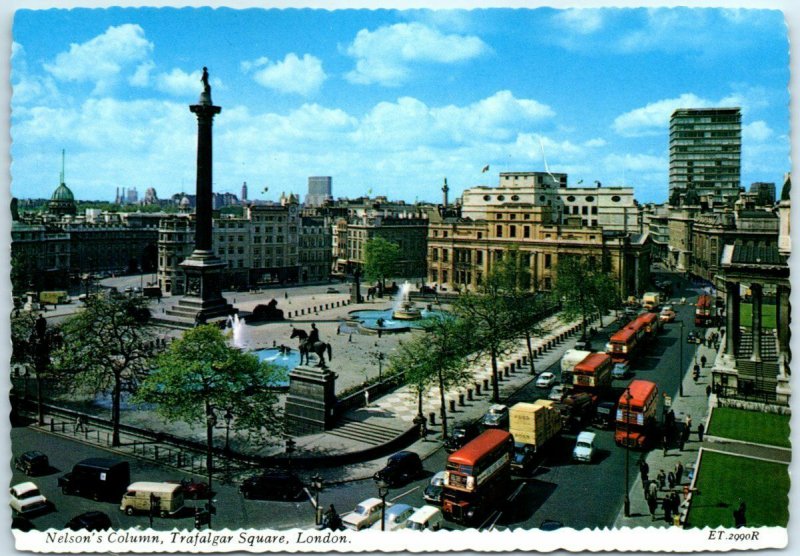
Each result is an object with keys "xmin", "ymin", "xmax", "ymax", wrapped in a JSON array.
[{"xmin": 325, "ymin": 417, "xmax": 406, "ymax": 447}]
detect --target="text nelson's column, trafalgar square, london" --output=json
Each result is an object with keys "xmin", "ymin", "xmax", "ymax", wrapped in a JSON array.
[{"xmin": 166, "ymin": 67, "xmax": 235, "ymax": 325}]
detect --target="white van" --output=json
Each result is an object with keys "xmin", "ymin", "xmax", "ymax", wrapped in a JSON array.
[
  {"xmin": 120, "ymin": 482, "xmax": 184, "ymax": 517},
  {"xmin": 405, "ymin": 505, "xmax": 444, "ymax": 531},
  {"xmin": 572, "ymin": 431, "xmax": 596, "ymax": 463}
]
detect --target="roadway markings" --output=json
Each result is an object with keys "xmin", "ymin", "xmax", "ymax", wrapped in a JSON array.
[
  {"xmin": 478, "ymin": 481, "xmax": 526, "ymax": 531},
  {"xmin": 390, "ymin": 486, "xmax": 420, "ymax": 502}
]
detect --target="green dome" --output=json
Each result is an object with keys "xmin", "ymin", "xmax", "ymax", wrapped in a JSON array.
[{"xmin": 51, "ymin": 182, "xmax": 75, "ymax": 201}]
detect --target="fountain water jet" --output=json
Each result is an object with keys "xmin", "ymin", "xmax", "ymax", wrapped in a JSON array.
[
  {"xmin": 392, "ymin": 281, "xmax": 422, "ymax": 320},
  {"xmin": 226, "ymin": 313, "xmax": 247, "ymax": 348}
]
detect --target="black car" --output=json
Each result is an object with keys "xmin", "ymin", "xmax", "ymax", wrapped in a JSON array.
[
  {"xmin": 373, "ymin": 451, "xmax": 423, "ymax": 487},
  {"xmin": 240, "ymin": 470, "xmax": 305, "ymax": 501},
  {"xmin": 15, "ymin": 451, "xmax": 49, "ymax": 476},
  {"xmin": 65, "ymin": 511, "xmax": 113, "ymax": 531},
  {"xmin": 593, "ymin": 401, "xmax": 617, "ymax": 429},
  {"xmin": 422, "ymin": 471, "xmax": 446, "ymax": 505},
  {"xmin": 444, "ymin": 423, "xmax": 481, "ymax": 453},
  {"xmin": 12, "ymin": 516, "xmax": 36, "ymax": 532}
]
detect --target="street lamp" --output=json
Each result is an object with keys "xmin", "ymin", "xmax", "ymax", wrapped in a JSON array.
[
  {"xmin": 678, "ymin": 320, "xmax": 685, "ymax": 397},
  {"xmin": 311, "ymin": 474, "xmax": 324, "ymax": 525},
  {"xmin": 375, "ymin": 477, "xmax": 390, "ymax": 531},
  {"xmin": 285, "ymin": 436, "xmax": 297, "ymax": 471},
  {"xmin": 373, "ymin": 350, "xmax": 385, "ymax": 381},
  {"xmin": 223, "ymin": 409, "xmax": 233, "ymax": 455},
  {"xmin": 623, "ymin": 386, "xmax": 632, "ymax": 517},
  {"xmin": 204, "ymin": 408, "xmax": 217, "ymax": 529}
]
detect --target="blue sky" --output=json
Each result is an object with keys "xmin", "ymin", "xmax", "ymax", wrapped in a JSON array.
[{"xmin": 10, "ymin": 7, "xmax": 790, "ymax": 204}]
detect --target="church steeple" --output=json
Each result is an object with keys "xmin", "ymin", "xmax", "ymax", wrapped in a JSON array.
[{"xmin": 442, "ymin": 177, "xmax": 449, "ymax": 207}]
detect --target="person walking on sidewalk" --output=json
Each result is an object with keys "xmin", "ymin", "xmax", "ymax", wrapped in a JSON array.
[
  {"xmin": 647, "ymin": 493, "xmax": 658, "ymax": 522},
  {"xmin": 657, "ymin": 469, "xmax": 666, "ymax": 490},
  {"xmin": 647, "ymin": 479, "xmax": 658, "ymax": 501},
  {"xmin": 639, "ymin": 459, "xmax": 650, "ymax": 483},
  {"xmin": 697, "ymin": 422, "xmax": 705, "ymax": 442},
  {"xmin": 663, "ymin": 497, "xmax": 673, "ymax": 524},
  {"xmin": 701, "ymin": 354, "xmax": 707, "ymax": 367},
  {"xmin": 74, "ymin": 415, "xmax": 86, "ymax": 433},
  {"xmin": 667, "ymin": 471, "xmax": 676, "ymax": 489},
  {"xmin": 675, "ymin": 461, "xmax": 684, "ymax": 485}
]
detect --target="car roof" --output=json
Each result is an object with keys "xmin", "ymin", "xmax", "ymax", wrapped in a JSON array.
[
  {"xmin": 126, "ymin": 482, "xmax": 183, "ymax": 494},
  {"xmin": 386, "ymin": 503, "xmax": 414, "ymax": 516},
  {"xmin": 12, "ymin": 482, "xmax": 39, "ymax": 494},
  {"xmin": 577, "ymin": 431, "xmax": 596, "ymax": 441},
  {"xmin": 489, "ymin": 404, "xmax": 507, "ymax": 411},
  {"xmin": 21, "ymin": 450, "xmax": 46, "ymax": 458},
  {"xmin": 432, "ymin": 470, "xmax": 446, "ymax": 479},
  {"xmin": 357, "ymin": 497, "xmax": 383, "ymax": 508},
  {"xmin": 408, "ymin": 505, "xmax": 441, "ymax": 521}
]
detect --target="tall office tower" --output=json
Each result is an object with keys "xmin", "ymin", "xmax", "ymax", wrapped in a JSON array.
[
  {"xmin": 305, "ymin": 176, "xmax": 332, "ymax": 207},
  {"xmin": 241, "ymin": 181, "xmax": 248, "ymax": 202},
  {"xmin": 669, "ymin": 107, "xmax": 741, "ymax": 203}
]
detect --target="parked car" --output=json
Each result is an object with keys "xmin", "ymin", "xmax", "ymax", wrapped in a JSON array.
[
  {"xmin": 686, "ymin": 331, "xmax": 702, "ymax": 344},
  {"xmin": 624, "ymin": 306, "xmax": 640, "ymax": 318},
  {"xmin": 370, "ymin": 503, "xmax": 415, "ymax": 531},
  {"xmin": 480, "ymin": 404, "xmax": 509, "ymax": 429},
  {"xmin": 611, "ymin": 362, "xmax": 630, "ymax": 379},
  {"xmin": 120, "ymin": 482, "xmax": 185, "ymax": 517},
  {"xmin": 536, "ymin": 372, "xmax": 557, "ymax": 389},
  {"xmin": 59, "ymin": 458, "xmax": 130, "ymax": 502},
  {"xmin": 422, "ymin": 471, "xmax": 446, "ymax": 505},
  {"xmin": 659, "ymin": 309, "xmax": 676, "ymax": 322},
  {"xmin": 548, "ymin": 384, "xmax": 566, "ymax": 401},
  {"xmin": 511, "ymin": 442, "xmax": 536, "ymax": 474},
  {"xmin": 326, "ymin": 287, "xmax": 339, "ymax": 294},
  {"xmin": 373, "ymin": 451, "xmax": 423, "ymax": 487},
  {"xmin": 10, "ymin": 482, "xmax": 51, "ymax": 516},
  {"xmin": 65, "ymin": 511, "xmax": 113, "ymax": 531},
  {"xmin": 167, "ymin": 478, "xmax": 211, "ymax": 500},
  {"xmin": 14, "ymin": 451, "xmax": 50, "ymax": 476},
  {"xmin": 572, "ymin": 431, "xmax": 597, "ymax": 463},
  {"xmin": 573, "ymin": 338, "xmax": 592, "ymax": 351},
  {"xmin": 539, "ymin": 519, "xmax": 564, "ymax": 531},
  {"xmin": 12, "ymin": 516, "xmax": 36, "ymax": 531},
  {"xmin": 342, "ymin": 498, "xmax": 387, "ymax": 531},
  {"xmin": 444, "ymin": 422, "xmax": 481, "ymax": 453},
  {"xmin": 240, "ymin": 470, "xmax": 305, "ymax": 501},
  {"xmin": 405, "ymin": 505, "xmax": 444, "ymax": 531}
]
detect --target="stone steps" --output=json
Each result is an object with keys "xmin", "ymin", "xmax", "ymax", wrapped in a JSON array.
[{"xmin": 325, "ymin": 417, "xmax": 405, "ymax": 446}]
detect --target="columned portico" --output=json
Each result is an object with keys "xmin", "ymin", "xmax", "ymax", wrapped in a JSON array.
[
  {"xmin": 725, "ymin": 281, "xmax": 740, "ymax": 357},
  {"xmin": 750, "ymin": 284, "xmax": 763, "ymax": 362}
]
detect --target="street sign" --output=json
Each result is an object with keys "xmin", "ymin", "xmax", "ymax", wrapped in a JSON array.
[{"xmin": 664, "ymin": 395, "xmax": 672, "ymax": 408}]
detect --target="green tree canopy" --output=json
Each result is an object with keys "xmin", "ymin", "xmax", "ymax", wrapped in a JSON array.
[
  {"xmin": 53, "ymin": 294, "xmax": 156, "ymax": 446},
  {"xmin": 363, "ymin": 237, "xmax": 400, "ymax": 291},
  {"xmin": 553, "ymin": 255, "xmax": 619, "ymax": 338}
]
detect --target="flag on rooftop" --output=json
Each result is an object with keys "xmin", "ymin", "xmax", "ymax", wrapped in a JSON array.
[{"xmin": 481, "ymin": 164, "xmax": 490, "ymax": 173}]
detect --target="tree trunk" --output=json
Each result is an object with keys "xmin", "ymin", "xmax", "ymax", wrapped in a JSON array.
[
  {"xmin": 525, "ymin": 331, "xmax": 536, "ymax": 375},
  {"xmin": 490, "ymin": 349, "xmax": 500, "ymax": 403},
  {"xmin": 111, "ymin": 373, "xmax": 122, "ymax": 447},
  {"xmin": 35, "ymin": 373, "xmax": 44, "ymax": 426},
  {"xmin": 437, "ymin": 368, "xmax": 448, "ymax": 440}
]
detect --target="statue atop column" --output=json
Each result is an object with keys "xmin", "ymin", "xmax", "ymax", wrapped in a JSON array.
[{"xmin": 201, "ymin": 66, "xmax": 210, "ymax": 93}]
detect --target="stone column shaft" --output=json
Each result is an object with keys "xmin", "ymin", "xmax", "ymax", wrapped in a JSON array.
[
  {"xmin": 190, "ymin": 103, "xmax": 221, "ymax": 253},
  {"xmin": 726, "ymin": 281, "xmax": 740, "ymax": 356},
  {"xmin": 750, "ymin": 283, "xmax": 763, "ymax": 362},
  {"xmin": 776, "ymin": 284, "xmax": 791, "ymax": 360}
]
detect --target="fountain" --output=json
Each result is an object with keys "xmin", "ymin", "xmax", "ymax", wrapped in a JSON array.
[
  {"xmin": 226, "ymin": 313, "xmax": 247, "ymax": 348},
  {"xmin": 391, "ymin": 281, "xmax": 422, "ymax": 320}
]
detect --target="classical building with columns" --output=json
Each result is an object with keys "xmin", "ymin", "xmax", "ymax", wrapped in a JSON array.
[{"xmin": 712, "ymin": 174, "xmax": 791, "ymax": 405}]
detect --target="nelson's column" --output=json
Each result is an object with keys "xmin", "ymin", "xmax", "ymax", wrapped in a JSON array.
[{"xmin": 166, "ymin": 67, "xmax": 235, "ymax": 325}]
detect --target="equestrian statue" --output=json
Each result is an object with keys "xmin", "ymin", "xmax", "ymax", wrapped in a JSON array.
[{"xmin": 290, "ymin": 323, "xmax": 332, "ymax": 367}]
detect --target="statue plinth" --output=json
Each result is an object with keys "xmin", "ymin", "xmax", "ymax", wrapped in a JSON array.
[{"xmin": 285, "ymin": 365, "xmax": 337, "ymax": 436}]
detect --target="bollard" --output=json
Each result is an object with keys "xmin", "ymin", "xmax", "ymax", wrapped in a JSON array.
[
  {"xmin": 522, "ymin": 355, "xmax": 528, "ymax": 365},
  {"xmin": 467, "ymin": 388, "xmax": 473, "ymax": 401},
  {"xmin": 483, "ymin": 378, "xmax": 489, "ymax": 390},
  {"xmin": 475, "ymin": 383, "xmax": 482, "ymax": 396},
  {"xmin": 510, "ymin": 362, "xmax": 516, "ymax": 373},
  {"xmin": 429, "ymin": 412, "xmax": 436, "ymax": 426},
  {"xmin": 504, "ymin": 366, "xmax": 510, "ymax": 377},
  {"xmin": 449, "ymin": 399, "xmax": 456, "ymax": 413},
  {"xmin": 458, "ymin": 393, "xmax": 465, "ymax": 406}
]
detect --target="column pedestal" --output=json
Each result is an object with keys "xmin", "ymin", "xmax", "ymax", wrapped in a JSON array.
[{"xmin": 285, "ymin": 365, "xmax": 338, "ymax": 436}]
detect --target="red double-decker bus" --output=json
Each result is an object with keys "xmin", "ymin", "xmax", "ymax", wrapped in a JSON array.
[
  {"xmin": 441, "ymin": 429, "xmax": 513, "ymax": 524},
  {"xmin": 573, "ymin": 352, "xmax": 613, "ymax": 397},
  {"xmin": 615, "ymin": 379, "xmax": 659, "ymax": 448},
  {"xmin": 607, "ymin": 313, "xmax": 661, "ymax": 363},
  {"xmin": 695, "ymin": 294, "xmax": 713, "ymax": 327}
]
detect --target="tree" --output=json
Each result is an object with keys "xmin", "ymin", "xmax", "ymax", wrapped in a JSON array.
[
  {"xmin": 363, "ymin": 237, "xmax": 400, "ymax": 296},
  {"xmin": 389, "ymin": 316, "xmax": 473, "ymax": 439},
  {"xmin": 134, "ymin": 325, "xmax": 283, "ymax": 494},
  {"xmin": 11, "ymin": 311, "xmax": 62, "ymax": 425},
  {"xmin": 53, "ymin": 294, "xmax": 156, "ymax": 446},
  {"xmin": 553, "ymin": 255, "xmax": 619, "ymax": 339}
]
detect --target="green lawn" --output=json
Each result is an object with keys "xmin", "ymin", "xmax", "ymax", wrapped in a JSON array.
[
  {"xmin": 738, "ymin": 302, "xmax": 777, "ymax": 330},
  {"xmin": 707, "ymin": 407, "xmax": 790, "ymax": 448},
  {"xmin": 688, "ymin": 451, "xmax": 789, "ymax": 528}
]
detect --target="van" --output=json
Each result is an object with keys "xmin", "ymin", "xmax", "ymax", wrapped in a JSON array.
[
  {"xmin": 405, "ymin": 505, "xmax": 444, "ymax": 531},
  {"xmin": 572, "ymin": 431, "xmax": 596, "ymax": 463},
  {"xmin": 58, "ymin": 459, "xmax": 130, "ymax": 502},
  {"xmin": 120, "ymin": 482, "xmax": 185, "ymax": 518}
]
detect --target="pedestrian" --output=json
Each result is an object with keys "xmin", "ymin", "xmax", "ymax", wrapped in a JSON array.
[
  {"xmin": 663, "ymin": 497, "xmax": 672, "ymax": 524},
  {"xmin": 675, "ymin": 461, "xmax": 684, "ymax": 485},
  {"xmin": 74, "ymin": 415, "xmax": 86, "ymax": 433},
  {"xmin": 663, "ymin": 434, "xmax": 669, "ymax": 457},
  {"xmin": 647, "ymin": 480, "xmax": 658, "ymax": 501},
  {"xmin": 701, "ymin": 355, "xmax": 707, "ymax": 367},
  {"xmin": 667, "ymin": 471, "xmax": 676, "ymax": 489},
  {"xmin": 284, "ymin": 291, "xmax": 288, "ymax": 299},
  {"xmin": 647, "ymin": 494, "xmax": 658, "ymax": 521},
  {"xmin": 734, "ymin": 499, "xmax": 747, "ymax": 528},
  {"xmin": 657, "ymin": 469, "xmax": 666, "ymax": 490},
  {"xmin": 697, "ymin": 422, "xmax": 705, "ymax": 442},
  {"xmin": 706, "ymin": 385, "xmax": 712, "ymax": 398},
  {"xmin": 679, "ymin": 435, "xmax": 686, "ymax": 452},
  {"xmin": 639, "ymin": 459, "xmax": 650, "ymax": 483},
  {"xmin": 348, "ymin": 333, "xmax": 352, "ymax": 343},
  {"xmin": 685, "ymin": 414, "xmax": 692, "ymax": 430},
  {"xmin": 671, "ymin": 491, "xmax": 681, "ymax": 516}
]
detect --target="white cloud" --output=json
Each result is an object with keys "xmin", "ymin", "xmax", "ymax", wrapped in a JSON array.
[
  {"xmin": 246, "ymin": 53, "xmax": 327, "ymax": 96},
  {"xmin": 154, "ymin": 68, "xmax": 204, "ymax": 97},
  {"xmin": 240, "ymin": 56, "xmax": 269, "ymax": 74},
  {"xmin": 603, "ymin": 152, "xmax": 666, "ymax": 172},
  {"xmin": 742, "ymin": 120, "xmax": 773, "ymax": 143},
  {"xmin": 43, "ymin": 24, "xmax": 153, "ymax": 94},
  {"xmin": 612, "ymin": 93, "xmax": 711, "ymax": 137},
  {"xmin": 344, "ymin": 22, "xmax": 488, "ymax": 86},
  {"xmin": 11, "ymin": 41, "xmax": 23, "ymax": 60},
  {"xmin": 129, "ymin": 61, "xmax": 154, "ymax": 87},
  {"xmin": 553, "ymin": 9, "xmax": 604, "ymax": 34},
  {"xmin": 584, "ymin": 138, "xmax": 607, "ymax": 148}
]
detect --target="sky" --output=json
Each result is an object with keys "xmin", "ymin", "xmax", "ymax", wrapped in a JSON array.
[{"xmin": 9, "ymin": 7, "xmax": 790, "ymax": 205}]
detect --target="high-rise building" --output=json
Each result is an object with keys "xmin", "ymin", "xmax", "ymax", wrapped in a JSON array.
[
  {"xmin": 306, "ymin": 176, "xmax": 332, "ymax": 207},
  {"xmin": 241, "ymin": 181, "xmax": 248, "ymax": 202},
  {"xmin": 669, "ymin": 107, "xmax": 741, "ymax": 203}
]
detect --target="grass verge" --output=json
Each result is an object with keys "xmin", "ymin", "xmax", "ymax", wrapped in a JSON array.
[{"xmin": 707, "ymin": 407, "xmax": 790, "ymax": 448}]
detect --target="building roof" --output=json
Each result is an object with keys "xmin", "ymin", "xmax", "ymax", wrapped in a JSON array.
[
  {"xmin": 737, "ymin": 210, "xmax": 777, "ymax": 219},
  {"xmin": 50, "ymin": 182, "xmax": 74, "ymax": 201},
  {"xmin": 781, "ymin": 174, "xmax": 791, "ymax": 202},
  {"xmin": 729, "ymin": 242, "xmax": 785, "ymax": 266}
]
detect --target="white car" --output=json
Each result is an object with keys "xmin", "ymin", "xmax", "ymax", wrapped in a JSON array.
[
  {"xmin": 536, "ymin": 372, "xmax": 556, "ymax": 388},
  {"xmin": 10, "ymin": 482, "xmax": 50, "ymax": 516},
  {"xmin": 573, "ymin": 431, "xmax": 596, "ymax": 463},
  {"xmin": 548, "ymin": 384, "xmax": 566, "ymax": 401},
  {"xmin": 342, "ymin": 497, "xmax": 389, "ymax": 531},
  {"xmin": 370, "ymin": 503, "xmax": 415, "ymax": 531}
]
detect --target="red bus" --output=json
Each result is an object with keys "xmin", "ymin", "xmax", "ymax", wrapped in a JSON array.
[
  {"xmin": 607, "ymin": 313, "xmax": 661, "ymax": 363},
  {"xmin": 638, "ymin": 312, "xmax": 662, "ymax": 341},
  {"xmin": 573, "ymin": 352, "xmax": 612, "ymax": 396},
  {"xmin": 695, "ymin": 294, "xmax": 713, "ymax": 327},
  {"xmin": 442, "ymin": 429, "xmax": 514, "ymax": 524},
  {"xmin": 615, "ymin": 379, "xmax": 659, "ymax": 448}
]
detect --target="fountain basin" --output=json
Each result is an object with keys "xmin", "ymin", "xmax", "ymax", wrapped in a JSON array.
[
  {"xmin": 252, "ymin": 348, "xmax": 298, "ymax": 389},
  {"xmin": 347, "ymin": 308, "xmax": 445, "ymax": 333}
]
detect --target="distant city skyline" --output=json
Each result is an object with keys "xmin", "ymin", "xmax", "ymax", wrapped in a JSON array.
[{"xmin": 11, "ymin": 7, "xmax": 789, "ymax": 204}]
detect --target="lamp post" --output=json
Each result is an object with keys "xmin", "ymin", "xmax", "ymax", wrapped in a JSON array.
[
  {"xmin": 223, "ymin": 409, "xmax": 233, "ymax": 455},
  {"xmin": 376, "ymin": 477, "xmax": 390, "ymax": 531},
  {"xmin": 373, "ymin": 350, "xmax": 385, "ymax": 381},
  {"xmin": 623, "ymin": 386, "xmax": 632, "ymax": 517},
  {"xmin": 285, "ymin": 437, "xmax": 297, "ymax": 472},
  {"xmin": 204, "ymin": 407, "xmax": 217, "ymax": 529},
  {"xmin": 678, "ymin": 320, "xmax": 685, "ymax": 397},
  {"xmin": 311, "ymin": 474, "xmax": 323, "ymax": 525}
]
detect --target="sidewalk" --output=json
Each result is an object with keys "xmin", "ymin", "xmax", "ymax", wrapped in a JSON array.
[{"xmin": 614, "ymin": 326, "xmax": 719, "ymax": 528}]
